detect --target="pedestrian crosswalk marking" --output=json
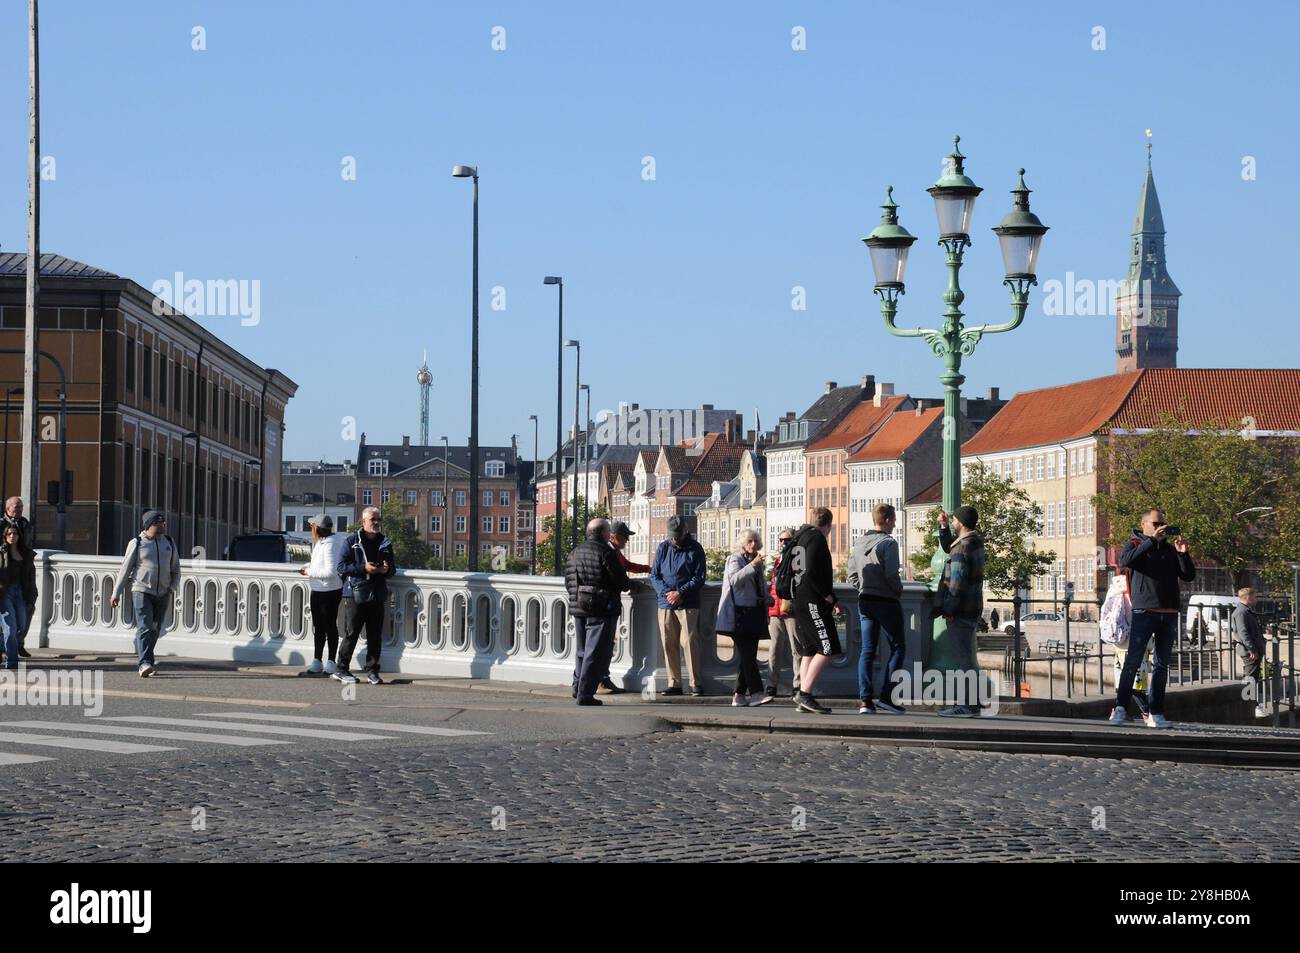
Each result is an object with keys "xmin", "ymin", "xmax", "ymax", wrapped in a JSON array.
[
  {"xmin": 194, "ymin": 712, "xmax": 490, "ymax": 737},
  {"xmin": 0, "ymin": 751, "xmax": 55, "ymax": 765},
  {"xmin": 0, "ymin": 731, "xmax": 179, "ymax": 755},
  {"xmin": 4, "ymin": 721, "xmax": 288, "ymax": 748},
  {"xmin": 101, "ymin": 715, "xmax": 397, "ymax": 742}
]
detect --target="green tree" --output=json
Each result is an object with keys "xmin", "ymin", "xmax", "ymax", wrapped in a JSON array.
[
  {"xmin": 379, "ymin": 496, "xmax": 432, "ymax": 570},
  {"xmin": 910, "ymin": 462, "xmax": 1056, "ymax": 592},
  {"xmin": 705, "ymin": 548, "xmax": 728, "ymax": 581},
  {"xmin": 1093, "ymin": 414, "xmax": 1300, "ymax": 591},
  {"xmin": 533, "ymin": 495, "xmax": 608, "ymax": 576}
]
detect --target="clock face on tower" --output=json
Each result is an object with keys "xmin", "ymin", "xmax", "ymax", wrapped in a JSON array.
[{"xmin": 1151, "ymin": 307, "xmax": 1168, "ymax": 328}]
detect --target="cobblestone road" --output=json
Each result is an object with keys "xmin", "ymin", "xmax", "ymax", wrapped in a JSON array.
[{"xmin": 9, "ymin": 729, "xmax": 1299, "ymax": 862}]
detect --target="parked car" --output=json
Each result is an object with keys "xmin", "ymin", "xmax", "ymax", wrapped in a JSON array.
[
  {"xmin": 1185, "ymin": 593, "xmax": 1238, "ymax": 644},
  {"xmin": 1003, "ymin": 611, "xmax": 1063, "ymax": 634},
  {"xmin": 224, "ymin": 531, "xmax": 291, "ymax": 563}
]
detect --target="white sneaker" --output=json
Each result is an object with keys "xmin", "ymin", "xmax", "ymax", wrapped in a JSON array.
[
  {"xmin": 1108, "ymin": 707, "xmax": 1127, "ymax": 725},
  {"xmin": 1144, "ymin": 712, "xmax": 1170, "ymax": 729},
  {"xmin": 324, "ymin": 659, "xmax": 337, "ymax": 675},
  {"xmin": 1255, "ymin": 703, "xmax": 1270, "ymax": 718},
  {"xmin": 748, "ymin": 692, "xmax": 773, "ymax": 707},
  {"xmin": 138, "ymin": 663, "xmax": 154, "ymax": 678},
  {"xmin": 307, "ymin": 659, "xmax": 323, "ymax": 674},
  {"xmin": 732, "ymin": 692, "xmax": 745, "ymax": 707}
]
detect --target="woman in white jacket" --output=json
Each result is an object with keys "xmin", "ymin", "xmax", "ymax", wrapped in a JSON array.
[
  {"xmin": 715, "ymin": 529, "xmax": 773, "ymax": 707},
  {"xmin": 298, "ymin": 514, "xmax": 348, "ymax": 674}
]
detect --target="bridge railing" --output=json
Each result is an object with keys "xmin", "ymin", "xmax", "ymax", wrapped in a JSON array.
[{"xmin": 32, "ymin": 550, "xmax": 937, "ymax": 696}]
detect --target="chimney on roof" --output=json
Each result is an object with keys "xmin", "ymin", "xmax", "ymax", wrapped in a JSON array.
[
  {"xmin": 861, "ymin": 374, "xmax": 876, "ymax": 394},
  {"xmin": 824, "ymin": 381, "xmax": 837, "ymax": 394},
  {"xmin": 784, "ymin": 411, "xmax": 796, "ymax": 422},
  {"xmin": 880, "ymin": 382, "xmax": 895, "ymax": 397},
  {"xmin": 402, "ymin": 435, "xmax": 410, "ymax": 450},
  {"xmin": 988, "ymin": 386, "xmax": 1000, "ymax": 401},
  {"xmin": 702, "ymin": 403, "xmax": 714, "ymax": 411},
  {"xmin": 724, "ymin": 418, "xmax": 736, "ymax": 443},
  {"xmin": 915, "ymin": 403, "xmax": 924, "ymax": 416},
  {"xmin": 745, "ymin": 429, "xmax": 754, "ymax": 444}
]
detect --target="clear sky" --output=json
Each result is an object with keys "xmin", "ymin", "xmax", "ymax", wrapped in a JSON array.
[{"xmin": 2, "ymin": 1, "xmax": 1296, "ymax": 461}]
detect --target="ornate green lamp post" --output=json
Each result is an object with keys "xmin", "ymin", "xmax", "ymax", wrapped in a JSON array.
[{"xmin": 864, "ymin": 136, "xmax": 1048, "ymax": 672}]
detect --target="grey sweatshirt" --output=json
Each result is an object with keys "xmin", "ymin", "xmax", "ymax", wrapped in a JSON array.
[
  {"xmin": 113, "ymin": 532, "xmax": 181, "ymax": 600},
  {"xmin": 847, "ymin": 530, "xmax": 903, "ymax": 601}
]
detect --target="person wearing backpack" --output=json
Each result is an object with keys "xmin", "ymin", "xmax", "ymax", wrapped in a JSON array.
[
  {"xmin": 109, "ymin": 511, "xmax": 181, "ymax": 677},
  {"xmin": 1108, "ymin": 509, "xmax": 1195, "ymax": 729},
  {"xmin": 789, "ymin": 507, "xmax": 841, "ymax": 714},
  {"xmin": 847, "ymin": 503, "xmax": 906, "ymax": 714},
  {"xmin": 765, "ymin": 527, "xmax": 801, "ymax": 698}
]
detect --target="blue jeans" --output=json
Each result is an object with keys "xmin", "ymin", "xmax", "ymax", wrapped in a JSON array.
[
  {"xmin": 573, "ymin": 613, "xmax": 618, "ymax": 703},
  {"xmin": 1115, "ymin": 610, "xmax": 1178, "ymax": 715},
  {"xmin": 2, "ymin": 587, "xmax": 25, "ymax": 668},
  {"xmin": 858, "ymin": 598, "xmax": 905, "ymax": 703},
  {"xmin": 133, "ymin": 591, "xmax": 170, "ymax": 667}
]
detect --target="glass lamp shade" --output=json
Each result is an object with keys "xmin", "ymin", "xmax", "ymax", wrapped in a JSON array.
[
  {"xmin": 868, "ymin": 243, "xmax": 911, "ymax": 288},
  {"xmin": 995, "ymin": 232, "xmax": 1044, "ymax": 279},
  {"xmin": 930, "ymin": 190, "xmax": 979, "ymax": 239}
]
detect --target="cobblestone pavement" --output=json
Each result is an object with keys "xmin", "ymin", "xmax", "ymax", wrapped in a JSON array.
[{"xmin": 8, "ymin": 729, "xmax": 1299, "ymax": 862}]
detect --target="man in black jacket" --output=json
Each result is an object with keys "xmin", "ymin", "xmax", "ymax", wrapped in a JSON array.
[
  {"xmin": 566, "ymin": 518, "xmax": 632, "ymax": 706},
  {"xmin": 1231, "ymin": 587, "xmax": 1267, "ymax": 713},
  {"xmin": 334, "ymin": 506, "xmax": 397, "ymax": 686},
  {"xmin": 790, "ymin": 507, "xmax": 840, "ymax": 714},
  {"xmin": 1110, "ymin": 508, "xmax": 1195, "ymax": 728}
]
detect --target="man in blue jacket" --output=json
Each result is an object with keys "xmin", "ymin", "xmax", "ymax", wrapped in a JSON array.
[
  {"xmin": 334, "ymin": 506, "xmax": 397, "ymax": 686},
  {"xmin": 651, "ymin": 515, "xmax": 707, "ymax": 696}
]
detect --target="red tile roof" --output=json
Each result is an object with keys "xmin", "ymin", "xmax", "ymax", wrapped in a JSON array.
[
  {"xmin": 1112, "ymin": 368, "xmax": 1300, "ymax": 431},
  {"xmin": 849, "ymin": 406, "xmax": 944, "ymax": 462},
  {"xmin": 806, "ymin": 395, "xmax": 909, "ymax": 452},
  {"xmin": 961, "ymin": 372, "xmax": 1141, "ymax": 454},
  {"xmin": 962, "ymin": 368, "xmax": 1300, "ymax": 455}
]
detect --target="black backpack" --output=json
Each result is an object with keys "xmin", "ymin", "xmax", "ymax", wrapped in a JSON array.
[{"xmin": 773, "ymin": 535, "xmax": 800, "ymax": 600}]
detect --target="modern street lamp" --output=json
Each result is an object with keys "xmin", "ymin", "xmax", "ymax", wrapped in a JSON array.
[
  {"xmin": 440, "ymin": 434, "xmax": 449, "ymax": 571},
  {"xmin": 580, "ymin": 383, "xmax": 592, "ymax": 529},
  {"xmin": 544, "ymin": 276, "xmax": 563, "ymax": 575},
  {"xmin": 565, "ymin": 339, "xmax": 581, "ymax": 549},
  {"xmin": 527, "ymin": 414, "xmax": 538, "ymax": 575},
  {"xmin": 453, "ymin": 163, "xmax": 481, "ymax": 571},
  {"xmin": 865, "ymin": 136, "xmax": 1048, "ymax": 672}
]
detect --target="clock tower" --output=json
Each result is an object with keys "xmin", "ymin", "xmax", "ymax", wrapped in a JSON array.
[{"xmin": 1115, "ymin": 142, "xmax": 1180, "ymax": 372}]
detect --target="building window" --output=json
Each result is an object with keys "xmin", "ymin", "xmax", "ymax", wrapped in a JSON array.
[
  {"xmin": 336, "ymin": 517, "xmax": 348, "ymax": 533},
  {"xmin": 430, "ymin": 514, "xmax": 442, "ymax": 533},
  {"xmin": 405, "ymin": 490, "xmax": 417, "ymax": 505},
  {"xmin": 498, "ymin": 490, "xmax": 510, "ymax": 506},
  {"xmin": 486, "ymin": 460, "xmax": 505, "ymax": 477},
  {"xmin": 499, "ymin": 516, "xmax": 510, "ymax": 533},
  {"xmin": 1036, "ymin": 455, "xmax": 1044, "ymax": 480},
  {"xmin": 455, "ymin": 542, "xmax": 466, "ymax": 556},
  {"xmin": 430, "ymin": 490, "xmax": 443, "ymax": 507},
  {"xmin": 381, "ymin": 489, "xmax": 391, "ymax": 503},
  {"xmin": 1014, "ymin": 459, "xmax": 1022, "ymax": 482},
  {"xmin": 483, "ymin": 490, "xmax": 494, "ymax": 507},
  {"xmin": 158, "ymin": 354, "xmax": 167, "ymax": 405},
  {"xmin": 1046, "ymin": 455, "xmax": 1055, "ymax": 480},
  {"xmin": 455, "ymin": 490, "xmax": 466, "ymax": 506},
  {"xmin": 362, "ymin": 489, "xmax": 373, "ymax": 506},
  {"xmin": 368, "ymin": 459, "xmax": 388, "ymax": 476},
  {"xmin": 482, "ymin": 516, "xmax": 493, "ymax": 532},
  {"xmin": 455, "ymin": 516, "xmax": 466, "ymax": 532},
  {"xmin": 431, "ymin": 542, "xmax": 441, "ymax": 557}
]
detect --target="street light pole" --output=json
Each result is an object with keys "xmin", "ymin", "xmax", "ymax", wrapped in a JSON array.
[
  {"xmin": 865, "ymin": 136, "xmax": 1048, "ymax": 676},
  {"xmin": 565, "ymin": 339, "xmax": 581, "ymax": 548},
  {"xmin": 453, "ymin": 164, "xmax": 480, "ymax": 571},
  {"xmin": 22, "ymin": 0, "xmax": 40, "ymax": 528},
  {"xmin": 544, "ymin": 278, "xmax": 565, "ymax": 576},
  {"xmin": 527, "ymin": 414, "xmax": 538, "ymax": 575},
  {"xmin": 580, "ymin": 383, "xmax": 591, "ymax": 528}
]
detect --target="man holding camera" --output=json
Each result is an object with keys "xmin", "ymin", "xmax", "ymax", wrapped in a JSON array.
[{"xmin": 1109, "ymin": 508, "xmax": 1195, "ymax": 728}]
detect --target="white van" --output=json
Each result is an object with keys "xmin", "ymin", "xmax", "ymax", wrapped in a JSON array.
[{"xmin": 1185, "ymin": 594, "xmax": 1239, "ymax": 643}]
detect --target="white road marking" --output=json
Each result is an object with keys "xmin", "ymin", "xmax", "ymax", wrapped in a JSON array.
[
  {"xmin": 193, "ymin": 712, "xmax": 490, "ymax": 737},
  {"xmin": 101, "ymin": 716, "xmax": 396, "ymax": 742},
  {"xmin": 4, "ymin": 721, "xmax": 288, "ymax": 747},
  {"xmin": 0, "ymin": 751, "xmax": 55, "ymax": 766},
  {"xmin": 0, "ymin": 731, "xmax": 179, "ymax": 754}
]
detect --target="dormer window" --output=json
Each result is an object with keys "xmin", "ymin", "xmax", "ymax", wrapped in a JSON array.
[
  {"xmin": 368, "ymin": 459, "xmax": 388, "ymax": 477},
  {"xmin": 486, "ymin": 460, "xmax": 505, "ymax": 478}
]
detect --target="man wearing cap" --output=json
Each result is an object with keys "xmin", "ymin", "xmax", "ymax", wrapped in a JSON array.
[
  {"xmin": 596, "ymin": 520, "xmax": 650, "ymax": 694},
  {"xmin": 935, "ymin": 505, "xmax": 987, "ymax": 717},
  {"xmin": 1, "ymin": 497, "xmax": 36, "ymax": 658},
  {"xmin": 650, "ymin": 515, "xmax": 707, "ymax": 696},
  {"xmin": 110, "ymin": 511, "xmax": 181, "ymax": 677}
]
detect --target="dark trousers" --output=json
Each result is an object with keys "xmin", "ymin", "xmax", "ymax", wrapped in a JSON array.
[
  {"xmin": 732, "ymin": 633, "xmax": 763, "ymax": 695},
  {"xmin": 132, "ymin": 591, "xmax": 169, "ymax": 668},
  {"xmin": 339, "ymin": 597, "xmax": 385, "ymax": 674},
  {"xmin": 858, "ymin": 598, "xmax": 905, "ymax": 702},
  {"xmin": 310, "ymin": 589, "xmax": 343, "ymax": 661},
  {"xmin": 573, "ymin": 613, "xmax": 617, "ymax": 702},
  {"xmin": 1115, "ymin": 610, "xmax": 1178, "ymax": 715}
]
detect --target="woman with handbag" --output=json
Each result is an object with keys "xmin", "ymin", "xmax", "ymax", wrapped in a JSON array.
[{"xmin": 715, "ymin": 529, "xmax": 773, "ymax": 707}]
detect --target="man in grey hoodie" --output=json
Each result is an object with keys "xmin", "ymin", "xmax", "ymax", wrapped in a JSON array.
[
  {"xmin": 110, "ymin": 510, "xmax": 181, "ymax": 677},
  {"xmin": 847, "ymin": 503, "xmax": 906, "ymax": 713}
]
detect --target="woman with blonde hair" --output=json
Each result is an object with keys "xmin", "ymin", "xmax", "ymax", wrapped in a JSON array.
[
  {"xmin": 298, "ymin": 514, "xmax": 347, "ymax": 674},
  {"xmin": 714, "ymin": 528, "xmax": 773, "ymax": 706}
]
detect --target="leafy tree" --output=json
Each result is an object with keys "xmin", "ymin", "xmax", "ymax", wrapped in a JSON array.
[
  {"xmin": 705, "ymin": 548, "xmax": 728, "ymax": 581},
  {"xmin": 910, "ymin": 463, "xmax": 1055, "ymax": 592},
  {"xmin": 379, "ymin": 496, "xmax": 432, "ymax": 570},
  {"xmin": 1093, "ymin": 414, "xmax": 1300, "ymax": 591},
  {"xmin": 533, "ymin": 495, "xmax": 608, "ymax": 576}
]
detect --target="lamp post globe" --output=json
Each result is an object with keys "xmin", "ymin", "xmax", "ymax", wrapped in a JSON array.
[{"xmin": 991, "ymin": 169, "xmax": 1050, "ymax": 281}]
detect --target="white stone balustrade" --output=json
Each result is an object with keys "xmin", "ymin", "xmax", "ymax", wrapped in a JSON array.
[{"xmin": 31, "ymin": 550, "xmax": 937, "ymax": 696}]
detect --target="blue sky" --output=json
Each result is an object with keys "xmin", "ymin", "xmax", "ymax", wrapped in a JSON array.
[{"xmin": 2, "ymin": 1, "xmax": 1296, "ymax": 461}]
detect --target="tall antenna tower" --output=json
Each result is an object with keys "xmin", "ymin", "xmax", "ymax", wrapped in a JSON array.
[{"xmin": 416, "ymin": 351, "xmax": 432, "ymax": 445}]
